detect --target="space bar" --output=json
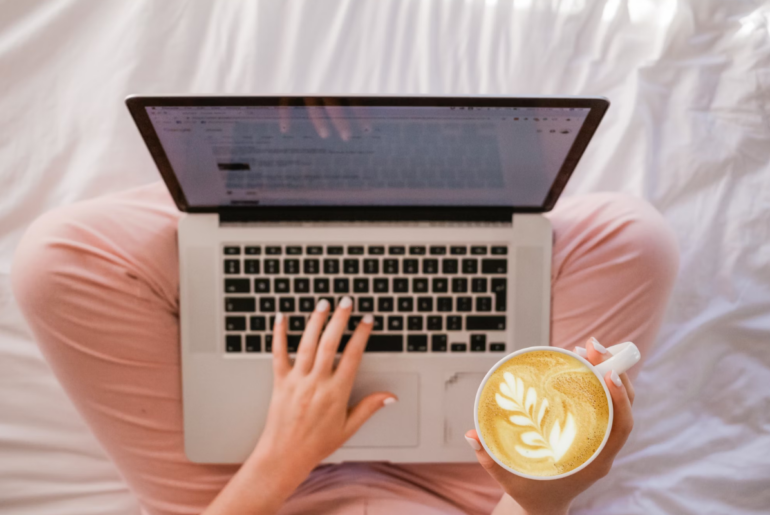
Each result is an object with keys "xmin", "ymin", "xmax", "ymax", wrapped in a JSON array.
[{"xmin": 365, "ymin": 335, "xmax": 404, "ymax": 352}]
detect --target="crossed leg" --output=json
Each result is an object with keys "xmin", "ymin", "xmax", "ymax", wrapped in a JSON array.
[{"xmin": 12, "ymin": 182, "xmax": 678, "ymax": 515}]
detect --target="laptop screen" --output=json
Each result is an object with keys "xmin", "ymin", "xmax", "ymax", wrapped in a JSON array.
[{"xmin": 127, "ymin": 97, "xmax": 608, "ymax": 213}]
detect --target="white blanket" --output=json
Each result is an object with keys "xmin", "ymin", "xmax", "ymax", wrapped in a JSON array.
[{"xmin": 1, "ymin": 1, "xmax": 769, "ymax": 513}]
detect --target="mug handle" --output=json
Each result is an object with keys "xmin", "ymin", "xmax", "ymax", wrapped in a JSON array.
[{"xmin": 593, "ymin": 342, "xmax": 641, "ymax": 378}]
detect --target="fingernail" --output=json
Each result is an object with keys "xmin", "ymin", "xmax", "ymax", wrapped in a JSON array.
[
  {"xmin": 591, "ymin": 337, "xmax": 607, "ymax": 354},
  {"xmin": 611, "ymin": 370, "xmax": 623, "ymax": 388},
  {"xmin": 339, "ymin": 296, "xmax": 352, "ymax": 309},
  {"xmin": 574, "ymin": 346, "xmax": 587, "ymax": 358},
  {"xmin": 362, "ymin": 314, "xmax": 374, "ymax": 324},
  {"xmin": 315, "ymin": 299, "xmax": 330, "ymax": 312},
  {"xmin": 383, "ymin": 397, "xmax": 397, "ymax": 406},
  {"xmin": 465, "ymin": 435, "xmax": 481, "ymax": 451},
  {"xmin": 275, "ymin": 312, "xmax": 284, "ymax": 324}
]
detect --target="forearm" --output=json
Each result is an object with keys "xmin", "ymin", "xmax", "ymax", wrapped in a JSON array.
[{"xmin": 491, "ymin": 494, "xmax": 571, "ymax": 515}]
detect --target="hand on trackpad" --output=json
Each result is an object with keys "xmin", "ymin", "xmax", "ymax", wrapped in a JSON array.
[{"xmin": 343, "ymin": 372, "xmax": 419, "ymax": 448}]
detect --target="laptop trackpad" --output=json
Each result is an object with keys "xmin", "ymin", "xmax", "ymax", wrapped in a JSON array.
[{"xmin": 343, "ymin": 372, "xmax": 419, "ymax": 448}]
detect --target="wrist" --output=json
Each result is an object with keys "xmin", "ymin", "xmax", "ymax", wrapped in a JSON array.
[{"xmin": 244, "ymin": 444, "xmax": 313, "ymax": 502}]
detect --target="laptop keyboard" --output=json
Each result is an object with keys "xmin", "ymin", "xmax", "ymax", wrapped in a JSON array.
[{"xmin": 222, "ymin": 244, "xmax": 509, "ymax": 354}]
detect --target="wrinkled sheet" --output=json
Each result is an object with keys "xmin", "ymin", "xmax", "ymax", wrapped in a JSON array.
[{"xmin": 1, "ymin": 1, "xmax": 769, "ymax": 514}]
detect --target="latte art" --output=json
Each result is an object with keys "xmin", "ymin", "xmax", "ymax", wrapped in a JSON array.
[{"xmin": 478, "ymin": 350, "xmax": 610, "ymax": 477}]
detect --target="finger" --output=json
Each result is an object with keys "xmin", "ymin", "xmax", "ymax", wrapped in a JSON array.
[
  {"xmin": 278, "ymin": 97, "xmax": 291, "ymax": 134},
  {"xmin": 586, "ymin": 337, "xmax": 611, "ymax": 366},
  {"xmin": 322, "ymin": 99, "xmax": 351, "ymax": 141},
  {"xmin": 620, "ymin": 372, "xmax": 635, "ymax": 405},
  {"xmin": 294, "ymin": 299, "xmax": 330, "ymax": 374},
  {"xmin": 312, "ymin": 296, "xmax": 353, "ymax": 375},
  {"xmin": 344, "ymin": 392, "xmax": 397, "ymax": 440},
  {"xmin": 600, "ymin": 370, "xmax": 634, "ymax": 459},
  {"xmin": 464, "ymin": 430, "xmax": 519, "ymax": 488},
  {"xmin": 334, "ymin": 314, "xmax": 374, "ymax": 389},
  {"xmin": 304, "ymin": 98, "xmax": 330, "ymax": 139},
  {"xmin": 271, "ymin": 313, "xmax": 290, "ymax": 378}
]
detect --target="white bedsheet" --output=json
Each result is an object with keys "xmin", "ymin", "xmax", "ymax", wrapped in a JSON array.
[{"xmin": 1, "ymin": 1, "xmax": 769, "ymax": 513}]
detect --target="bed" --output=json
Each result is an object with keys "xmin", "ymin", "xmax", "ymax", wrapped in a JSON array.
[{"xmin": 1, "ymin": 0, "xmax": 769, "ymax": 513}]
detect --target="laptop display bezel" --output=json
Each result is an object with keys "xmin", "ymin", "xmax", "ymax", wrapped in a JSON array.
[{"xmin": 126, "ymin": 95, "xmax": 609, "ymax": 220}]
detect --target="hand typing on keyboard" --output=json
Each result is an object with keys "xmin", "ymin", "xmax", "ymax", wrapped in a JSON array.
[{"xmin": 203, "ymin": 297, "xmax": 396, "ymax": 515}]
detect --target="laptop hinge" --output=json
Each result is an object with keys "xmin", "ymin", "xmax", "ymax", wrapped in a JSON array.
[{"xmin": 218, "ymin": 207, "xmax": 516, "ymax": 223}]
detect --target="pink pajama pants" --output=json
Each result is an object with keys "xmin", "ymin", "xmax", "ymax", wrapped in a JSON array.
[{"xmin": 11, "ymin": 183, "xmax": 679, "ymax": 515}]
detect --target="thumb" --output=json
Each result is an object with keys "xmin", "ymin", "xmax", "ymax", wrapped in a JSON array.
[
  {"xmin": 465, "ymin": 430, "xmax": 513, "ymax": 486},
  {"xmin": 344, "ymin": 392, "xmax": 397, "ymax": 439}
]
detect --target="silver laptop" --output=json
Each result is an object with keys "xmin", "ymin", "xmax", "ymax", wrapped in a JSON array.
[{"xmin": 126, "ymin": 95, "xmax": 609, "ymax": 464}]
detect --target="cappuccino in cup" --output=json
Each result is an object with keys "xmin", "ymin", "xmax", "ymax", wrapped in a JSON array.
[{"xmin": 474, "ymin": 343, "xmax": 640, "ymax": 480}]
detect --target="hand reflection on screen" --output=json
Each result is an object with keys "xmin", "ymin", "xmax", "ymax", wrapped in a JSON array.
[{"xmin": 278, "ymin": 98, "xmax": 372, "ymax": 141}]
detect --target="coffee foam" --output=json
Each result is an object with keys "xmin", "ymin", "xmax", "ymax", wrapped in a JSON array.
[{"xmin": 477, "ymin": 350, "xmax": 610, "ymax": 477}]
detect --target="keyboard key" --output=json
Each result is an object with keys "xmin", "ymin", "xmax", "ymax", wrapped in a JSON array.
[
  {"xmin": 432, "ymin": 334, "xmax": 447, "ymax": 352},
  {"xmin": 287, "ymin": 335, "xmax": 302, "ymax": 353},
  {"xmin": 407, "ymin": 334, "xmax": 428, "ymax": 352},
  {"xmin": 452, "ymin": 277, "xmax": 468, "ymax": 293},
  {"xmin": 224, "ymin": 246, "xmax": 241, "ymax": 255},
  {"xmin": 264, "ymin": 259, "xmax": 280, "ymax": 274},
  {"xmin": 226, "ymin": 335, "xmax": 242, "ymax": 352},
  {"xmin": 492, "ymin": 278, "xmax": 507, "ymax": 311},
  {"xmin": 348, "ymin": 246, "xmax": 364, "ymax": 255},
  {"xmin": 225, "ymin": 298, "xmax": 255, "ymax": 312},
  {"xmin": 388, "ymin": 246, "xmax": 406, "ymax": 255},
  {"xmin": 245, "ymin": 246, "xmax": 261, "ymax": 255},
  {"xmin": 368, "ymin": 246, "xmax": 385, "ymax": 255},
  {"xmin": 427, "ymin": 316, "xmax": 442, "ymax": 331},
  {"xmin": 451, "ymin": 343, "xmax": 467, "ymax": 352},
  {"xmin": 373, "ymin": 278, "xmax": 389, "ymax": 293},
  {"xmin": 254, "ymin": 278, "xmax": 270, "ymax": 293},
  {"xmin": 457, "ymin": 297, "xmax": 473, "ymax": 312},
  {"xmin": 462, "ymin": 259, "xmax": 478, "ymax": 274},
  {"xmin": 437, "ymin": 297, "xmax": 453, "ymax": 312},
  {"xmin": 365, "ymin": 335, "xmax": 402, "ymax": 352},
  {"xmin": 407, "ymin": 316, "xmax": 423, "ymax": 331},
  {"xmin": 363, "ymin": 259, "xmax": 379, "ymax": 274},
  {"xmin": 388, "ymin": 316, "xmax": 404, "ymax": 331},
  {"xmin": 275, "ymin": 278, "xmax": 290, "ymax": 293},
  {"xmin": 383, "ymin": 259, "xmax": 399, "ymax": 274},
  {"xmin": 482, "ymin": 259, "xmax": 507, "ymax": 274},
  {"xmin": 409, "ymin": 246, "xmax": 426, "ymax": 255},
  {"xmin": 373, "ymin": 316, "xmax": 384, "ymax": 331},
  {"xmin": 422, "ymin": 259, "xmax": 438, "ymax": 274},
  {"xmin": 324, "ymin": 259, "xmax": 340, "ymax": 274},
  {"xmin": 490, "ymin": 343, "xmax": 506, "ymax": 352},
  {"xmin": 259, "ymin": 297, "xmax": 276, "ymax": 312},
  {"xmin": 327, "ymin": 246, "xmax": 344, "ymax": 255},
  {"xmin": 244, "ymin": 260, "xmax": 260, "ymax": 274},
  {"xmin": 269, "ymin": 315, "xmax": 277, "ymax": 328},
  {"xmin": 319, "ymin": 296, "xmax": 335, "ymax": 310},
  {"xmin": 348, "ymin": 315, "xmax": 363, "ymax": 331},
  {"xmin": 476, "ymin": 297, "xmax": 493, "ymax": 312},
  {"xmin": 447, "ymin": 316, "xmax": 462, "ymax": 330},
  {"xmin": 442, "ymin": 259, "xmax": 458, "ymax": 274},
  {"xmin": 304, "ymin": 259, "xmax": 320, "ymax": 274},
  {"xmin": 378, "ymin": 297, "xmax": 394, "ymax": 312},
  {"xmin": 466, "ymin": 316, "xmax": 506, "ymax": 330},
  {"xmin": 225, "ymin": 279, "xmax": 250, "ymax": 293},
  {"xmin": 250, "ymin": 316, "xmax": 266, "ymax": 331},
  {"xmin": 299, "ymin": 297, "xmax": 315, "ymax": 312},
  {"xmin": 337, "ymin": 334, "xmax": 353, "ymax": 353},
  {"xmin": 286, "ymin": 246, "xmax": 303, "ymax": 255},
  {"xmin": 471, "ymin": 334, "xmax": 486, "ymax": 352},
  {"xmin": 343, "ymin": 259, "xmax": 359, "ymax": 274},
  {"xmin": 225, "ymin": 316, "xmax": 246, "ymax": 331},
  {"xmin": 403, "ymin": 259, "xmax": 419, "ymax": 274},
  {"xmin": 266, "ymin": 246, "xmax": 282, "ymax": 255},
  {"xmin": 471, "ymin": 246, "xmax": 487, "ymax": 255},
  {"xmin": 417, "ymin": 297, "xmax": 433, "ymax": 312},
  {"xmin": 491, "ymin": 246, "xmax": 508, "ymax": 255},
  {"xmin": 307, "ymin": 246, "xmax": 323, "ymax": 255},
  {"xmin": 450, "ymin": 246, "xmax": 467, "ymax": 255},
  {"xmin": 245, "ymin": 335, "xmax": 261, "ymax": 352},
  {"xmin": 279, "ymin": 297, "xmax": 295, "ymax": 312},
  {"xmin": 284, "ymin": 259, "xmax": 300, "ymax": 274},
  {"xmin": 394, "ymin": 278, "xmax": 409, "ymax": 292},
  {"xmin": 294, "ymin": 278, "xmax": 310, "ymax": 293},
  {"xmin": 413, "ymin": 278, "xmax": 429, "ymax": 293},
  {"xmin": 472, "ymin": 277, "xmax": 487, "ymax": 293},
  {"xmin": 432, "ymin": 278, "xmax": 448, "ymax": 293},
  {"xmin": 334, "ymin": 278, "xmax": 350, "ymax": 293},
  {"xmin": 314, "ymin": 278, "xmax": 330, "ymax": 293},
  {"xmin": 430, "ymin": 246, "xmax": 447, "ymax": 255},
  {"xmin": 358, "ymin": 297, "xmax": 374, "ymax": 312},
  {"xmin": 224, "ymin": 259, "xmax": 240, "ymax": 274},
  {"xmin": 289, "ymin": 316, "xmax": 305, "ymax": 331},
  {"xmin": 397, "ymin": 297, "xmax": 414, "ymax": 312},
  {"xmin": 353, "ymin": 278, "xmax": 369, "ymax": 293}
]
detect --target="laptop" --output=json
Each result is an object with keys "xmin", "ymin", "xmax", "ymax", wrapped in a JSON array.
[{"xmin": 126, "ymin": 95, "xmax": 609, "ymax": 464}]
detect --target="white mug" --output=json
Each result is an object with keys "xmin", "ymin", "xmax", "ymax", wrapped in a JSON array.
[{"xmin": 473, "ymin": 342, "xmax": 641, "ymax": 480}]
